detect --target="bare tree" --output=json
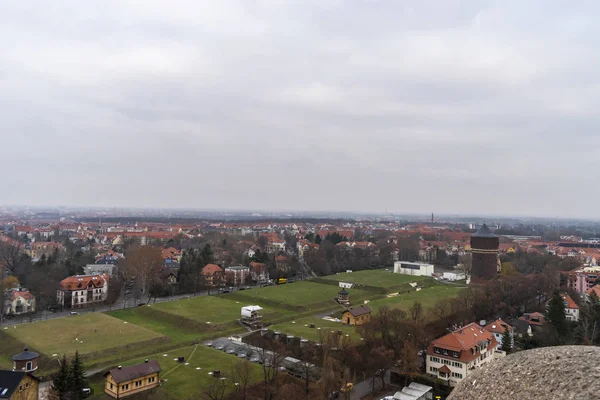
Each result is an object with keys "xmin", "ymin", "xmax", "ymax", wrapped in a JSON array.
[
  {"xmin": 203, "ymin": 377, "xmax": 228, "ymax": 400},
  {"xmin": 256, "ymin": 338, "xmax": 285, "ymax": 400},
  {"xmin": 122, "ymin": 246, "xmax": 163, "ymax": 302},
  {"xmin": 231, "ymin": 359, "xmax": 252, "ymax": 400},
  {"xmin": 457, "ymin": 254, "xmax": 472, "ymax": 279},
  {"xmin": 0, "ymin": 238, "xmax": 24, "ymax": 275}
]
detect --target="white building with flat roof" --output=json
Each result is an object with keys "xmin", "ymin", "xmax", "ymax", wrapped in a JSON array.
[{"xmin": 394, "ymin": 261, "xmax": 434, "ymax": 276}]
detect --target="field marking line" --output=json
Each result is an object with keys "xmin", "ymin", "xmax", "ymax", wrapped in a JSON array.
[{"xmin": 162, "ymin": 344, "xmax": 199, "ymax": 378}]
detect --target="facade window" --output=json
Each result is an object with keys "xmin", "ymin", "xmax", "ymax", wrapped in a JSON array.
[
  {"xmin": 429, "ymin": 367, "xmax": 438, "ymax": 373},
  {"xmin": 430, "ymin": 356, "xmax": 440, "ymax": 363},
  {"xmin": 26, "ymin": 361, "xmax": 32, "ymax": 371},
  {"xmin": 452, "ymin": 351, "xmax": 460, "ymax": 358},
  {"xmin": 434, "ymin": 347, "xmax": 441, "ymax": 354},
  {"xmin": 110, "ymin": 384, "xmax": 113, "ymax": 390},
  {"xmin": 452, "ymin": 372, "xmax": 463, "ymax": 379},
  {"xmin": 452, "ymin": 361, "xmax": 462, "ymax": 368}
]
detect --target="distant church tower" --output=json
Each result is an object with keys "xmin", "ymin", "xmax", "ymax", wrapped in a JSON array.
[{"xmin": 470, "ymin": 223, "xmax": 499, "ymax": 283}]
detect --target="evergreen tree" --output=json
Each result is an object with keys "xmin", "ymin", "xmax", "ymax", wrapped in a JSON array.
[
  {"xmin": 546, "ymin": 291, "xmax": 567, "ymax": 338},
  {"xmin": 315, "ymin": 234, "xmax": 322, "ymax": 245},
  {"xmin": 51, "ymin": 355, "xmax": 71, "ymax": 397},
  {"xmin": 69, "ymin": 351, "xmax": 88, "ymax": 400},
  {"xmin": 200, "ymin": 244, "xmax": 214, "ymax": 265},
  {"xmin": 500, "ymin": 326, "xmax": 513, "ymax": 353}
]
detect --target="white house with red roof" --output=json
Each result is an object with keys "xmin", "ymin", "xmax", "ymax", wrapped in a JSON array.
[
  {"xmin": 57, "ymin": 274, "xmax": 109, "ymax": 309},
  {"xmin": 484, "ymin": 319, "xmax": 514, "ymax": 350},
  {"xmin": 426, "ymin": 322, "xmax": 498, "ymax": 386},
  {"xmin": 4, "ymin": 288, "xmax": 36, "ymax": 315},
  {"xmin": 558, "ymin": 293, "xmax": 579, "ymax": 322}
]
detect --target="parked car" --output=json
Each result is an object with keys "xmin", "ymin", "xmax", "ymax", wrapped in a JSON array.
[
  {"xmin": 137, "ymin": 302, "xmax": 146, "ymax": 307},
  {"xmin": 70, "ymin": 311, "xmax": 79, "ymax": 315}
]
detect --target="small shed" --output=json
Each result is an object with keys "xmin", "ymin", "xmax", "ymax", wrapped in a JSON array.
[
  {"xmin": 11, "ymin": 346, "xmax": 40, "ymax": 373},
  {"xmin": 341, "ymin": 306, "xmax": 372, "ymax": 326},
  {"xmin": 337, "ymin": 288, "xmax": 350, "ymax": 305}
]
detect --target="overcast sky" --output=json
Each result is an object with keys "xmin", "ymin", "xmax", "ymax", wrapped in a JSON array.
[{"xmin": 2, "ymin": 1, "xmax": 599, "ymax": 218}]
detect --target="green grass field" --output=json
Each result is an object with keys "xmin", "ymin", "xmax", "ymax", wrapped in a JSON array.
[
  {"xmin": 89, "ymin": 345, "xmax": 262, "ymax": 400},
  {"xmin": 151, "ymin": 295, "xmax": 282, "ymax": 324},
  {"xmin": 321, "ymin": 269, "xmax": 429, "ymax": 288},
  {"xmin": 3, "ymin": 313, "xmax": 165, "ymax": 357},
  {"xmin": 366, "ymin": 285, "xmax": 466, "ymax": 314},
  {"xmin": 269, "ymin": 316, "xmax": 358, "ymax": 342},
  {"xmin": 225, "ymin": 281, "xmax": 372, "ymax": 310}
]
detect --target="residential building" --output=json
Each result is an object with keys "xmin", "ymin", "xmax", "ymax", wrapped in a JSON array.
[
  {"xmin": 104, "ymin": 360, "xmax": 161, "ymax": 399},
  {"xmin": 224, "ymin": 266, "xmax": 250, "ymax": 286},
  {"xmin": 426, "ymin": 322, "xmax": 498, "ymax": 386},
  {"xmin": 484, "ymin": 319, "xmax": 514, "ymax": 350},
  {"xmin": 57, "ymin": 274, "xmax": 109, "ymax": 309},
  {"xmin": 560, "ymin": 268, "xmax": 600, "ymax": 295},
  {"xmin": 506, "ymin": 318, "xmax": 533, "ymax": 338},
  {"xmin": 555, "ymin": 293, "xmax": 579, "ymax": 322},
  {"xmin": 393, "ymin": 261, "xmax": 434, "ymax": 276},
  {"xmin": 25, "ymin": 242, "xmax": 64, "ymax": 261},
  {"xmin": 586, "ymin": 284, "xmax": 600, "ymax": 302},
  {"xmin": 202, "ymin": 264, "xmax": 223, "ymax": 286},
  {"xmin": 518, "ymin": 312, "xmax": 546, "ymax": 332},
  {"xmin": 341, "ymin": 306, "xmax": 372, "ymax": 326},
  {"xmin": 0, "ymin": 370, "xmax": 40, "ymax": 400},
  {"xmin": 250, "ymin": 262, "xmax": 269, "ymax": 283},
  {"xmin": 4, "ymin": 289, "xmax": 35, "ymax": 316}
]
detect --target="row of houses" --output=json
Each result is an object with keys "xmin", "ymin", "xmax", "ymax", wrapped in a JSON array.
[{"xmin": 425, "ymin": 291, "xmax": 580, "ymax": 387}]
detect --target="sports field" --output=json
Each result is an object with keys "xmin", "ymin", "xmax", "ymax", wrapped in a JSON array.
[
  {"xmin": 151, "ymin": 295, "xmax": 282, "ymax": 324},
  {"xmin": 3, "ymin": 313, "xmax": 165, "ymax": 357},
  {"xmin": 226, "ymin": 281, "xmax": 372, "ymax": 309},
  {"xmin": 366, "ymin": 285, "xmax": 465, "ymax": 313},
  {"xmin": 321, "ymin": 269, "xmax": 429, "ymax": 288}
]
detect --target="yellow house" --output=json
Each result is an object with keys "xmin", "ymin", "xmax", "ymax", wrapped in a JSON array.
[
  {"xmin": 341, "ymin": 306, "xmax": 372, "ymax": 326},
  {"xmin": 0, "ymin": 370, "xmax": 40, "ymax": 400},
  {"xmin": 104, "ymin": 360, "xmax": 161, "ymax": 399}
]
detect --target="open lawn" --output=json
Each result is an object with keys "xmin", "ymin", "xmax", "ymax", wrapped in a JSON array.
[
  {"xmin": 225, "ymin": 281, "xmax": 374, "ymax": 310},
  {"xmin": 269, "ymin": 316, "xmax": 358, "ymax": 342},
  {"xmin": 3, "ymin": 313, "xmax": 165, "ymax": 357},
  {"xmin": 152, "ymin": 295, "xmax": 283, "ymax": 324},
  {"xmin": 89, "ymin": 345, "xmax": 262, "ymax": 400},
  {"xmin": 321, "ymin": 269, "xmax": 430, "ymax": 289},
  {"xmin": 366, "ymin": 285, "xmax": 466, "ymax": 314}
]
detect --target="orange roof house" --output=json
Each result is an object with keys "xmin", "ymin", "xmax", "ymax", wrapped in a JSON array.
[
  {"xmin": 202, "ymin": 264, "xmax": 223, "ymax": 275},
  {"xmin": 426, "ymin": 322, "xmax": 498, "ymax": 386}
]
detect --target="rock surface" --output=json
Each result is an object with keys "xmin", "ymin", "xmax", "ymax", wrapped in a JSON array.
[{"xmin": 448, "ymin": 346, "xmax": 600, "ymax": 400}]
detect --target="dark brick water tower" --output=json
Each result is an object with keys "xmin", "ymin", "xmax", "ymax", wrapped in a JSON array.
[{"xmin": 470, "ymin": 223, "xmax": 499, "ymax": 283}]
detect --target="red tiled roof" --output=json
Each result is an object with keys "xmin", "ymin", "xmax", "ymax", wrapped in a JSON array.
[
  {"xmin": 202, "ymin": 264, "xmax": 222, "ymax": 275},
  {"xmin": 519, "ymin": 312, "xmax": 546, "ymax": 326},
  {"xmin": 586, "ymin": 285, "xmax": 600, "ymax": 297},
  {"xmin": 484, "ymin": 319, "xmax": 513, "ymax": 334},
  {"xmin": 560, "ymin": 293, "xmax": 578, "ymax": 309},
  {"xmin": 60, "ymin": 274, "xmax": 109, "ymax": 291},
  {"xmin": 438, "ymin": 365, "xmax": 451, "ymax": 374},
  {"xmin": 9, "ymin": 291, "xmax": 35, "ymax": 301},
  {"xmin": 428, "ymin": 322, "xmax": 497, "ymax": 363}
]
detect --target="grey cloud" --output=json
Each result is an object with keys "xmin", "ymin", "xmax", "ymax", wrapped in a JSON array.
[{"xmin": 1, "ymin": 0, "xmax": 600, "ymax": 217}]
